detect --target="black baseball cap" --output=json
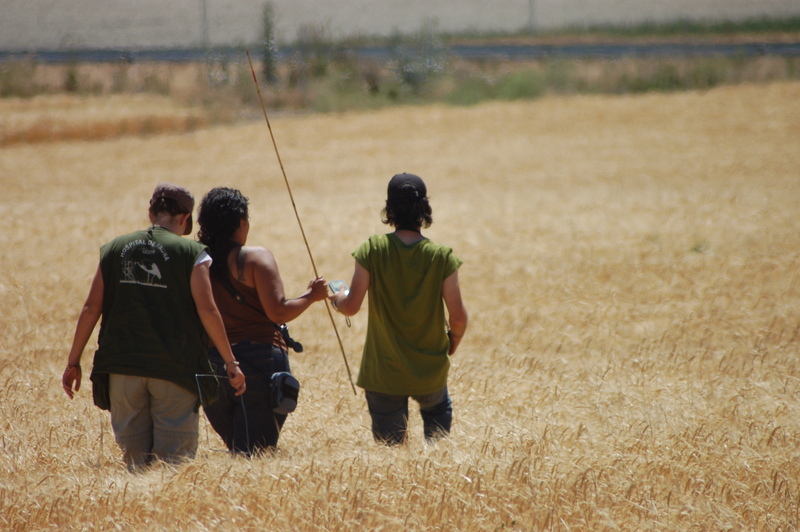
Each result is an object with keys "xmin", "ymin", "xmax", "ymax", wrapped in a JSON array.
[{"xmin": 387, "ymin": 173, "xmax": 427, "ymax": 200}]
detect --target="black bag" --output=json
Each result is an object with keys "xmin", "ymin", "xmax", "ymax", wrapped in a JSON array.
[
  {"xmin": 271, "ymin": 371, "xmax": 300, "ymax": 414},
  {"xmin": 91, "ymin": 371, "xmax": 111, "ymax": 411}
]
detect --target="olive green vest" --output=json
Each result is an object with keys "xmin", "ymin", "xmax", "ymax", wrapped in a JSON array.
[{"xmin": 90, "ymin": 226, "xmax": 213, "ymax": 399}]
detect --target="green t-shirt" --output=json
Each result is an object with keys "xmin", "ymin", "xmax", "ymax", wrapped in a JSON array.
[
  {"xmin": 353, "ymin": 233, "xmax": 463, "ymax": 395},
  {"xmin": 91, "ymin": 226, "xmax": 212, "ymax": 396}
]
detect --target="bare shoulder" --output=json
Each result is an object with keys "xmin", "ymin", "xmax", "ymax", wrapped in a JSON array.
[{"xmin": 241, "ymin": 246, "xmax": 277, "ymax": 268}]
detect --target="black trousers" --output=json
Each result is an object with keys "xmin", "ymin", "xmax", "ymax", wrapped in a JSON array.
[{"xmin": 203, "ymin": 341, "xmax": 290, "ymax": 456}]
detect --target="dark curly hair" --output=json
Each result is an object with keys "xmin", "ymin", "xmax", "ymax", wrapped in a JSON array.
[
  {"xmin": 381, "ymin": 184, "xmax": 432, "ymax": 230},
  {"xmin": 197, "ymin": 187, "xmax": 249, "ymax": 280}
]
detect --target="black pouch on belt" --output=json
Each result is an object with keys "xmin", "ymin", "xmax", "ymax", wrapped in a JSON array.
[{"xmin": 271, "ymin": 372, "xmax": 300, "ymax": 414}]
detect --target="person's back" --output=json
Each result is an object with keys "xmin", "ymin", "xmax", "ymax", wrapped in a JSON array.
[
  {"xmin": 354, "ymin": 232, "xmax": 461, "ymax": 396},
  {"xmin": 196, "ymin": 186, "xmax": 327, "ymax": 455},
  {"xmin": 92, "ymin": 225, "xmax": 210, "ymax": 391},
  {"xmin": 209, "ymin": 270, "xmax": 284, "ymax": 346},
  {"xmin": 62, "ymin": 183, "xmax": 245, "ymax": 471},
  {"xmin": 331, "ymin": 173, "xmax": 468, "ymax": 445}
]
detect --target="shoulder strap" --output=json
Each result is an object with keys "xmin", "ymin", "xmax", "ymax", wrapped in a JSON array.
[
  {"xmin": 235, "ymin": 244, "xmax": 247, "ymax": 282},
  {"xmin": 219, "ymin": 272, "xmax": 264, "ymax": 316},
  {"xmin": 220, "ymin": 245, "xmax": 264, "ymax": 316}
]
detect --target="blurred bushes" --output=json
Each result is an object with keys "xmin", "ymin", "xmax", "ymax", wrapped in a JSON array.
[{"xmin": 2, "ymin": 19, "xmax": 800, "ymax": 115}]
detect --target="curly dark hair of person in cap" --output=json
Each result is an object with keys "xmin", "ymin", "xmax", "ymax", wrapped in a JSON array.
[
  {"xmin": 381, "ymin": 180, "xmax": 433, "ymax": 231},
  {"xmin": 197, "ymin": 187, "xmax": 250, "ymax": 280}
]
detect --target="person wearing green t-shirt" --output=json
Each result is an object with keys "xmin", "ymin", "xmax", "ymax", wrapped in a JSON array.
[
  {"xmin": 330, "ymin": 173, "xmax": 468, "ymax": 445},
  {"xmin": 62, "ymin": 183, "xmax": 246, "ymax": 471}
]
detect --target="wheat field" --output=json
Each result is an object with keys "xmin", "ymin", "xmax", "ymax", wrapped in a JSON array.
[{"xmin": 1, "ymin": 81, "xmax": 799, "ymax": 530}]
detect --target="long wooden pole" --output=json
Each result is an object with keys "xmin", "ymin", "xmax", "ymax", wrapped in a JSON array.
[{"xmin": 246, "ymin": 49, "xmax": 356, "ymax": 395}]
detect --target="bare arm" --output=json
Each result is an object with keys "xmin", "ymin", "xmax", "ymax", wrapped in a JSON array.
[
  {"xmin": 442, "ymin": 270, "xmax": 468, "ymax": 355},
  {"xmin": 62, "ymin": 264, "xmax": 104, "ymax": 399},
  {"xmin": 330, "ymin": 260, "xmax": 369, "ymax": 317},
  {"xmin": 248, "ymin": 247, "xmax": 327, "ymax": 324},
  {"xmin": 190, "ymin": 261, "xmax": 246, "ymax": 395}
]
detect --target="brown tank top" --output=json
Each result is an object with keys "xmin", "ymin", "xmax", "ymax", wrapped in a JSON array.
[{"xmin": 211, "ymin": 270, "xmax": 285, "ymax": 347}]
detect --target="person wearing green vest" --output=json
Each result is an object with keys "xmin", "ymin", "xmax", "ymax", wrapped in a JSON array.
[
  {"xmin": 62, "ymin": 183, "xmax": 246, "ymax": 471},
  {"xmin": 330, "ymin": 173, "xmax": 468, "ymax": 445}
]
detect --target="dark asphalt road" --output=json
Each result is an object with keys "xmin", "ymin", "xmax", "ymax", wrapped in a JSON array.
[{"xmin": 2, "ymin": 41, "xmax": 799, "ymax": 63}]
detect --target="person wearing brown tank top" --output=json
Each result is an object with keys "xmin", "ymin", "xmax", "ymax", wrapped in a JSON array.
[{"xmin": 197, "ymin": 187, "xmax": 328, "ymax": 455}]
